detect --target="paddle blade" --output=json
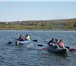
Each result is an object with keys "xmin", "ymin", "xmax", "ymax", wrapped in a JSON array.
[
  {"xmin": 33, "ymin": 40, "xmax": 38, "ymax": 42},
  {"xmin": 42, "ymin": 48, "xmax": 48, "ymax": 51},
  {"xmin": 7, "ymin": 41, "xmax": 12, "ymax": 44},
  {"xmin": 65, "ymin": 46, "xmax": 70, "ymax": 49},
  {"xmin": 70, "ymin": 48, "xmax": 76, "ymax": 52},
  {"xmin": 37, "ymin": 44, "xmax": 43, "ymax": 46}
]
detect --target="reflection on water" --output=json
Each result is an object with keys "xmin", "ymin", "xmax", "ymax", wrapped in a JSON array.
[{"xmin": 0, "ymin": 30, "xmax": 76, "ymax": 66}]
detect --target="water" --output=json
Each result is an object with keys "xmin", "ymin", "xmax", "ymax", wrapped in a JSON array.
[{"xmin": 0, "ymin": 30, "xmax": 76, "ymax": 66}]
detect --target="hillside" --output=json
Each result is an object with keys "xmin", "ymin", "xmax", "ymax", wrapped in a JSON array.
[{"xmin": 0, "ymin": 18, "xmax": 76, "ymax": 30}]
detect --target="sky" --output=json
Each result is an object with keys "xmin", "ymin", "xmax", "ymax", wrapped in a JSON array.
[
  {"xmin": 0, "ymin": 0, "xmax": 76, "ymax": 22},
  {"xmin": 0, "ymin": 0, "xmax": 76, "ymax": 2}
]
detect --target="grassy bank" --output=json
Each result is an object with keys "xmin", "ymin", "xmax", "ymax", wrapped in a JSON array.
[
  {"xmin": 0, "ymin": 18, "xmax": 76, "ymax": 30},
  {"xmin": 0, "ymin": 24, "xmax": 52, "ymax": 30}
]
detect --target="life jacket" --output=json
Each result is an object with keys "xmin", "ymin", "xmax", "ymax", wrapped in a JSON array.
[
  {"xmin": 25, "ymin": 36, "xmax": 30, "ymax": 40},
  {"xmin": 58, "ymin": 42, "xmax": 64, "ymax": 47}
]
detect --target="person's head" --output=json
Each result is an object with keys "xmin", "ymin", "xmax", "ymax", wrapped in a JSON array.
[
  {"xmin": 52, "ymin": 38, "xmax": 54, "ymax": 41},
  {"xmin": 59, "ymin": 39, "xmax": 62, "ymax": 42},
  {"xmin": 26, "ymin": 34, "xmax": 29, "ymax": 37},
  {"xmin": 19, "ymin": 34, "xmax": 23, "ymax": 39},
  {"xmin": 20, "ymin": 34, "xmax": 22, "ymax": 37},
  {"xmin": 55, "ymin": 38, "xmax": 58, "ymax": 42}
]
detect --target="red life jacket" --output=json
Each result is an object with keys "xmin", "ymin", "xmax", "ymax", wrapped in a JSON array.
[{"xmin": 58, "ymin": 42, "xmax": 64, "ymax": 47}]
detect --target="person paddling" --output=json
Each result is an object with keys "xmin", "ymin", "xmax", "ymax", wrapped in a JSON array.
[
  {"xmin": 25, "ymin": 34, "xmax": 30, "ymax": 40},
  {"xmin": 17, "ymin": 34, "xmax": 24, "ymax": 41},
  {"xmin": 16, "ymin": 34, "xmax": 24, "ymax": 45},
  {"xmin": 48, "ymin": 38, "xmax": 55, "ymax": 46},
  {"xmin": 55, "ymin": 38, "xmax": 59, "ymax": 44},
  {"xmin": 58, "ymin": 39, "xmax": 65, "ymax": 49}
]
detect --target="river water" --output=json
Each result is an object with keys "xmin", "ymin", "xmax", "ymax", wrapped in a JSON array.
[{"xmin": 0, "ymin": 30, "xmax": 76, "ymax": 66}]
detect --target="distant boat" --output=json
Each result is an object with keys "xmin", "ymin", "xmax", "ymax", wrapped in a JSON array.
[
  {"xmin": 47, "ymin": 43, "xmax": 68, "ymax": 56},
  {"xmin": 16, "ymin": 40, "xmax": 31, "ymax": 45}
]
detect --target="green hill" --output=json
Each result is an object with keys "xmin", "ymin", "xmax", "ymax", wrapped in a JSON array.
[{"xmin": 0, "ymin": 18, "xmax": 76, "ymax": 30}]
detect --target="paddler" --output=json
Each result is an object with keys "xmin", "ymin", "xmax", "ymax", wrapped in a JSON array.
[
  {"xmin": 17, "ymin": 34, "xmax": 24, "ymax": 41},
  {"xmin": 58, "ymin": 39, "xmax": 65, "ymax": 48},
  {"xmin": 25, "ymin": 34, "xmax": 30, "ymax": 40},
  {"xmin": 48, "ymin": 38, "xmax": 55, "ymax": 46}
]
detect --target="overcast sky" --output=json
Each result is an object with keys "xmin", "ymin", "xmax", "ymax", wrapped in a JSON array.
[{"xmin": 0, "ymin": 0, "xmax": 76, "ymax": 21}]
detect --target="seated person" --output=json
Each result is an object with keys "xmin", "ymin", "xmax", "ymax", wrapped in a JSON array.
[
  {"xmin": 48, "ymin": 38, "xmax": 55, "ymax": 46},
  {"xmin": 58, "ymin": 39, "xmax": 65, "ymax": 49},
  {"xmin": 25, "ymin": 34, "xmax": 30, "ymax": 40},
  {"xmin": 54, "ymin": 38, "xmax": 59, "ymax": 44},
  {"xmin": 17, "ymin": 34, "xmax": 24, "ymax": 41}
]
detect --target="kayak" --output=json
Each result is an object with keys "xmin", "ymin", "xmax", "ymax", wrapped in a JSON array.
[
  {"xmin": 47, "ymin": 45, "xmax": 67, "ymax": 55},
  {"xmin": 16, "ymin": 40, "xmax": 31, "ymax": 45}
]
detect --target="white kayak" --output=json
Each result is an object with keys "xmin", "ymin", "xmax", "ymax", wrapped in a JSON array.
[{"xmin": 16, "ymin": 40, "xmax": 31, "ymax": 45}]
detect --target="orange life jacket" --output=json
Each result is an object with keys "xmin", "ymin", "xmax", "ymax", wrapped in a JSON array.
[{"xmin": 58, "ymin": 42, "xmax": 64, "ymax": 47}]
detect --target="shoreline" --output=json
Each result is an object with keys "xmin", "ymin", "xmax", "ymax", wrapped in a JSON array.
[
  {"xmin": 0, "ymin": 18, "xmax": 76, "ymax": 30},
  {"xmin": 0, "ymin": 29, "xmax": 76, "ymax": 31}
]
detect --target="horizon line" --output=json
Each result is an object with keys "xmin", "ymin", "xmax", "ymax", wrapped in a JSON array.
[{"xmin": 0, "ymin": 17, "xmax": 76, "ymax": 22}]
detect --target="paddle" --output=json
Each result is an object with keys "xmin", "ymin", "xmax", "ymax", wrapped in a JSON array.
[
  {"xmin": 42, "ymin": 47, "xmax": 48, "ymax": 51},
  {"xmin": 70, "ymin": 48, "xmax": 76, "ymax": 51},
  {"xmin": 65, "ymin": 46, "xmax": 70, "ymax": 49},
  {"xmin": 64, "ymin": 46, "xmax": 76, "ymax": 51},
  {"xmin": 37, "ymin": 44, "xmax": 75, "ymax": 51},
  {"xmin": 9, "ymin": 38, "xmax": 76, "ymax": 51},
  {"xmin": 37, "ymin": 44, "xmax": 43, "ymax": 46},
  {"xmin": 33, "ymin": 40, "xmax": 38, "ymax": 42},
  {"xmin": 7, "ymin": 41, "xmax": 12, "ymax": 44},
  {"xmin": 41, "ymin": 45, "xmax": 76, "ymax": 51}
]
